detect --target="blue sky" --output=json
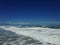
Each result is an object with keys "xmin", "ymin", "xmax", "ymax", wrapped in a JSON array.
[{"xmin": 0, "ymin": 0, "xmax": 60, "ymax": 25}]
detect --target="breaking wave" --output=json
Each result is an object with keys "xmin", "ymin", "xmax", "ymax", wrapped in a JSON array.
[
  {"xmin": 0, "ymin": 26, "xmax": 60, "ymax": 45},
  {"xmin": 0, "ymin": 28, "xmax": 41, "ymax": 45}
]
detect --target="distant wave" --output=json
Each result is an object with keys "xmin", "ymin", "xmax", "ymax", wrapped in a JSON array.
[{"xmin": 0, "ymin": 24, "xmax": 60, "ymax": 29}]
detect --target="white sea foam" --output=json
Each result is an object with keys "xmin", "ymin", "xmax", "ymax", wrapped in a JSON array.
[{"xmin": 0, "ymin": 26, "xmax": 60, "ymax": 45}]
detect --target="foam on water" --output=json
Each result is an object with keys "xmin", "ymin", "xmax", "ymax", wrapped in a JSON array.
[{"xmin": 0, "ymin": 26, "xmax": 60, "ymax": 45}]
